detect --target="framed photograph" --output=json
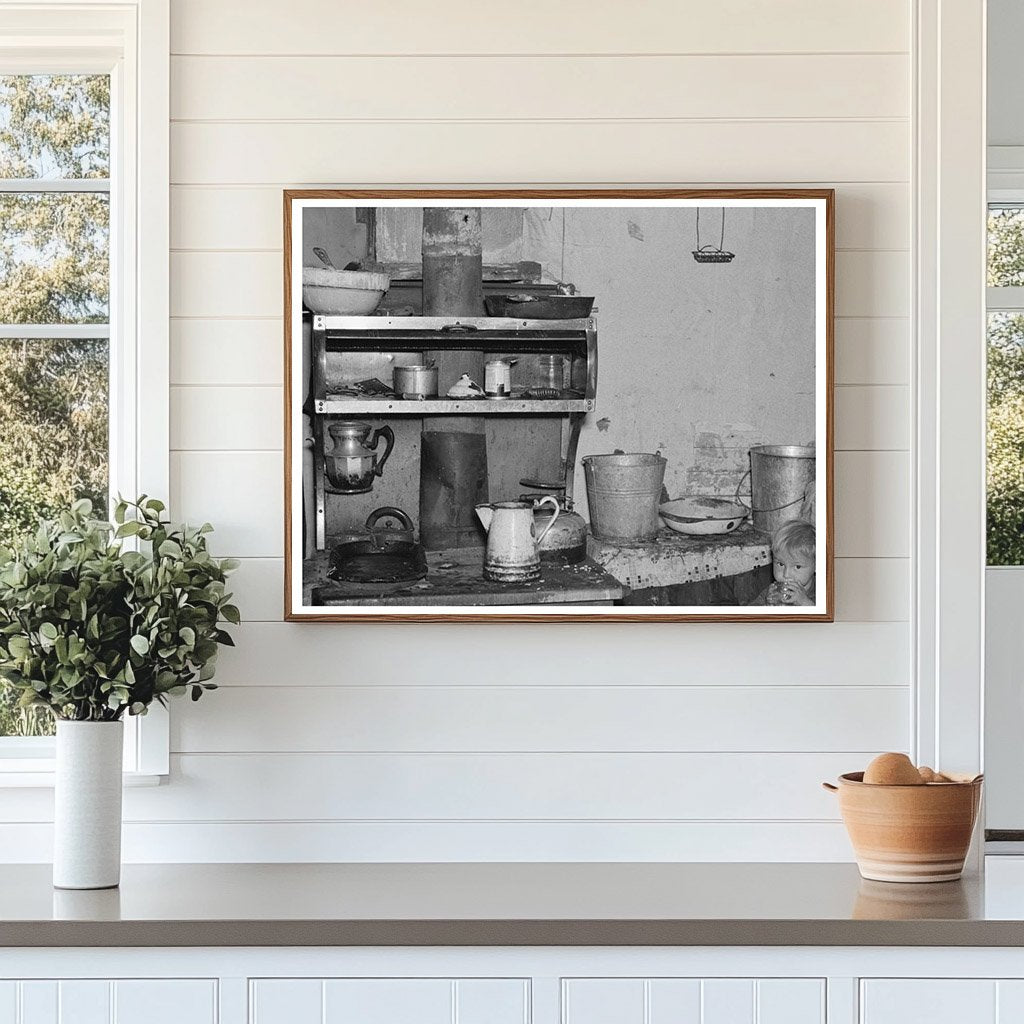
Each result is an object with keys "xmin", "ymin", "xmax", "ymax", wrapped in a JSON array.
[{"xmin": 284, "ymin": 189, "xmax": 833, "ymax": 622}]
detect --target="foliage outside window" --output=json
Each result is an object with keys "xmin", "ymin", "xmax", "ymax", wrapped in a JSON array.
[{"xmin": 0, "ymin": 75, "xmax": 110, "ymax": 735}]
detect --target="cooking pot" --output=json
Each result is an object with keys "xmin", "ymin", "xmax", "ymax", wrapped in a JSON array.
[
  {"xmin": 329, "ymin": 507, "xmax": 427, "ymax": 584},
  {"xmin": 393, "ymin": 364, "xmax": 438, "ymax": 400},
  {"xmin": 521, "ymin": 493, "xmax": 588, "ymax": 563}
]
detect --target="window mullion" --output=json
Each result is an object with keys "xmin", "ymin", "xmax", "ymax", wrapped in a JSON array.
[
  {"xmin": 0, "ymin": 324, "xmax": 111, "ymax": 339},
  {"xmin": 0, "ymin": 178, "xmax": 109, "ymax": 193}
]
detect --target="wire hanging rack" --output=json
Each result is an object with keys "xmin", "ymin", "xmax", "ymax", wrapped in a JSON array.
[{"xmin": 692, "ymin": 207, "xmax": 736, "ymax": 263}]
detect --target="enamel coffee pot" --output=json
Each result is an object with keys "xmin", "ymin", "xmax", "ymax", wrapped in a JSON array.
[
  {"xmin": 475, "ymin": 497, "xmax": 559, "ymax": 583},
  {"xmin": 325, "ymin": 420, "xmax": 395, "ymax": 494}
]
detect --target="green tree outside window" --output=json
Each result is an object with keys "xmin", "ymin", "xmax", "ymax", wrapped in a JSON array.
[{"xmin": 0, "ymin": 75, "xmax": 110, "ymax": 735}]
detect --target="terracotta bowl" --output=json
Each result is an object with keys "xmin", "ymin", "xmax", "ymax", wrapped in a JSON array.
[{"xmin": 824, "ymin": 771, "xmax": 983, "ymax": 883}]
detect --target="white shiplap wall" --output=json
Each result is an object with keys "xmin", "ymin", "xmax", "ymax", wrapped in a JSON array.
[{"xmin": 9, "ymin": 1, "xmax": 916, "ymax": 862}]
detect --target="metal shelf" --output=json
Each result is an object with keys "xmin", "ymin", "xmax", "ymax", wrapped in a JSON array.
[
  {"xmin": 315, "ymin": 397, "xmax": 594, "ymax": 415},
  {"xmin": 314, "ymin": 315, "xmax": 593, "ymax": 332}
]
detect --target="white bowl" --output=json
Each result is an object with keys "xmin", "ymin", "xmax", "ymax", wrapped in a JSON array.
[
  {"xmin": 302, "ymin": 267, "xmax": 391, "ymax": 315},
  {"xmin": 659, "ymin": 497, "xmax": 749, "ymax": 536}
]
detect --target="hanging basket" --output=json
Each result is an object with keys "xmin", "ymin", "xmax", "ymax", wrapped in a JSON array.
[
  {"xmin": 692, "ymin": 246, "xmax": 735, "ymax": 264},
  {"xmin": 692, "ymin": 208, "xmax": 736, "ymax": 263}
]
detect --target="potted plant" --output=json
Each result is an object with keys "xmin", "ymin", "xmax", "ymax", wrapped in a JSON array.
[{"xmin": 0, "ymin": 497, "xmax": 239, "ymax": 889}]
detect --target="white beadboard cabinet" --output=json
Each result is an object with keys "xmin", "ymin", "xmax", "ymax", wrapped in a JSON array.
[
  {"xmin": 562, "ymin": 978, "xmax": 825, "ymax": 1024},
  {"xmin": 250, "ymin": 979, "xmax": 529, "ymax": 1024},
  {"xmin": 0, "ymin": 979, "xmax": 217, "ymax": 1024},
  {"xmin": 860, "ymin": 979, "xmax": 1024, "ymax": 1023},
  {"xmin": 3, "ymin": 949, "xmax": 1024, "ymax": 1024}
]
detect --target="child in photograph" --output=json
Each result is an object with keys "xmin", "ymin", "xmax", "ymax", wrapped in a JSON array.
[{"xmin": 749, "ymin": 518, "xmax": 816, "ymax": 606}]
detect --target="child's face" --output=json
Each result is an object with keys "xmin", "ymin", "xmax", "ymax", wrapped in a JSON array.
[{"xmin": 773, "ymin": 546, "xmax": 814, "ymax": 589}]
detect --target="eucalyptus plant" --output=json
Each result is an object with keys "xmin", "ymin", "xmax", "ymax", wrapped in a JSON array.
[{"xmin": 0, "ymin": 497, "xmax": 239, "ymax": 722}]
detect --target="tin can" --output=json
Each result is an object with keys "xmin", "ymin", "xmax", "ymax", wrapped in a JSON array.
[{"xmin": 485, "ymin": 359, "xmax": 512, "ymax": 398}]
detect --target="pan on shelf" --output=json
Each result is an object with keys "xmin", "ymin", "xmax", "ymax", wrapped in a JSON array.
[
  {"xmin": 485, "ymin": 293, "xmax": 594, "ymax": 319},
  {"xmin": 659, "ymin": 496, "xmax": 749, "ymax": 536},
  {"xmin": 329, "ymin": 507, "xmax": 427, "ymax": 584}
]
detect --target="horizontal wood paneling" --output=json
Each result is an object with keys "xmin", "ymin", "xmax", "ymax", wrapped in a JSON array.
[
  {"xmin": 0, "ymin": 820, "xmax": 856, "ymax": 862},
  {"xmin": 171, "ymin": 684, "xmax": 909, "ymax": 754},
  {"xmin": 170, "ymin": 451, "xmax": 282, "ymax": 557},
  {"xmin": 834, "ymin": 386, "xmax": 909, "ymax": 450},
  {"xmin": 170, "ymin": 0, "xmax": 909, "ymax": 56},
  {"xmin": 834, "ymin": 452, "xmax": 910, "ymax": 558},
  {"xmin": 833, "ymin": 557, "xmax": 909, "ymax": 621},
  {"xmin": 116, "ymin": 752, "xmax": 862, "ymax": 821},
  {"xmin": 170, "ymin": 183, "xmax": 910, "ymax": 252},
  {"xmin": 226, "ymin": 556, "xmax": 909, "ymax": 623},
  {"xmin": 170, "ymin": 319, "xmax": 283, "ymax": 386},
  {"xmin": 170, "ymin": 121, "xmax": 909, "ymax": 186},
  {"xmin": 116, "ymin": 0, "xmax": 917, "ymax": 864},
  {"xmin": 835, "ymin": 251, "xmax": 910, "ymax": 318},
  {"xmin": 169, "ymin": 384, "xmax": 905, "ymax": 452},
  {"xmin": 224, "ymin": 558, "xmax": 283, "ymax": 620},
  {"xmin": 171, "ymin": 252, "xmax": 279, "ymax": 317},
  {"xmin": 170, "ymin": 449, "xmax": 906, "ymax": 558},
  {"xmin": 834, "ymin": 318, "xmax": 909, "ymax": 385},
  {"xmin": 210, "ymin": 621, "xmax": 910, "ymax": 687},
  {"xmin": 170, "ymin": 386, "xmax": 281, "ymax": 450},
  {"xmin": 172, "ymin": 55, "xmax": 908, "ymax": 122},
  {"xmin": 171, "ymin": 249, "xmax": 909, "ymax": 320}
]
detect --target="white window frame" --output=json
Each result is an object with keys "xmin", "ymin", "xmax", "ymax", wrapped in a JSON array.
[
  {"xmin": 0, "ymin": 0, "xmax": 169, "ymax": 783},
  {"xmin": 914, "ymin": 0, "xmax": 986, "ymax": 824},
  {"xmin": 983, "ymin": 170, "xmax": 1024, "ymax": 841}
]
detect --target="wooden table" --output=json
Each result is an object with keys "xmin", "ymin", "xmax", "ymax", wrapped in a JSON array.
[
  {"xmin": 586, "ymin": 524, "xmax": 772, "ymax": 605},
  {"xmin": 306, "ymin": 546, "xmax": 623, "ymax": 607}
]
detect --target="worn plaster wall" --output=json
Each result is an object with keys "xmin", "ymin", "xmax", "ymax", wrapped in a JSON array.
[{"xmin": 533, "ymin": 206, "xmax": 816, "ymax": 509}]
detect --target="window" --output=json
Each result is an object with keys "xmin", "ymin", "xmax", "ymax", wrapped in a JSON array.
[
  {"xmin": 0, "ymin": 3, "xmax": 169, "ymax": 778},
  {"xmin": 0, "ymin": 74, "xmax": 111, "ymax": 738},
  {"xmin": 987, "ymin": 205, "xmax": 1024, "ymax": 565}
]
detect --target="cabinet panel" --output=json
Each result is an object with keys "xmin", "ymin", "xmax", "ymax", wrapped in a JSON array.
[
  {"xmin": 58, "ymin": 982, "xmax": 110, "ymax": 1024},
  {"xmin": 19, "ymin": 983, "xmax": 56, "ymax": 1024},
  {"xmin": 323, "ymin": 979, "xmax": 450, "ymax": 1024},
  {"xmin": 648, "ymin": 980, "xmax": 702, "ymax": 1023},
  {"xmin": 251, "ymin": 980, "xmax": 322, "ymax": 1024},
  {"xmin": 252, "ymin": 979, "xmax": 527, "ymax": 1024},
  {"xmin": 861, "ymin": 981, "xmax": 996, "ymax": 1024},
  {"xmin": 564, "ymin": 979, "xmax": 824, "ymax": 1024},
  {"xmin": 456, "ymin": 980, "xmax": 528, "ymax": 1024},
  {"xmin": 0, "ymin": 983, "xmax": 15, "ymax": 1024},
  {"xmin": 563, "ymin": 980, "xmax": 644, "ymax": 1024},
  {"xmin": 998, "ymin": 980, "xmax": 1024, "ymax": 1022},
  {"xmin": 757, "ymin": 980, "xmax": 825, "ymax": 1024},
  {"xmin": 702, "ymin": 980, "xmax": 754, "ymax": 1024},
  {"xmin": 113, "ymin": 981, "xmax": 217, "ymax": 1024}
]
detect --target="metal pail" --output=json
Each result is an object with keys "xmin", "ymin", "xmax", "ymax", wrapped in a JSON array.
[
  {"xmin": 582, "ymin": 453, "xmax": 667, "ymax": 543},
  {"xmin": 748, "ymin": 444, "xmax": 816, "ymax": 536}
]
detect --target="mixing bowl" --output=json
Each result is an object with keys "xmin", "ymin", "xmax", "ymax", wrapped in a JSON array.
[{"xmin": 302, "ymin": 267, "xmax": 390, "ymax": 315}]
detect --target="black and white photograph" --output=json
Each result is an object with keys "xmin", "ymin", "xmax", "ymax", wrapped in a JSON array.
[{"xmin": 285, "ymin": 191, "xmax": 833, "ymax": 621}]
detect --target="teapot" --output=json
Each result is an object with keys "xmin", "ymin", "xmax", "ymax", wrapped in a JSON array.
[
  {"xmin": 325, "ymin": 420, "xmax": 395, "ymax": 494},
  {"xmin": 475, "ymin": 497, "xmax": 559, "ymax": 583}
]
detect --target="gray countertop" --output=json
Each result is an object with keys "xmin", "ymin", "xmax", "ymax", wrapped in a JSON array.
[{"xmin": 5, "ymin": 861, "xmax": 1024, "ymax": 947}]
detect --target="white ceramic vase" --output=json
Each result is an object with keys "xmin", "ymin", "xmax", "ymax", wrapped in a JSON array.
[{"xmin": 53, "ymin": 720, "xmax": 124, "ymax": 889}]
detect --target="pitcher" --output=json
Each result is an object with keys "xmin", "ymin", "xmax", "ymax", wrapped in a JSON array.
[
  {"xmin": 325, "ymin": 420, "xmax": 395, "ymax": 494},
  {"xmin": 475, "ymin": 498, "xmax": 559, "ymax": 583}
]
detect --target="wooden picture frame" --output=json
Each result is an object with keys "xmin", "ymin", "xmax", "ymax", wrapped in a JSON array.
[{"xmin": 284, "ymin": 189, "xmax": 834, "ymax": 622}]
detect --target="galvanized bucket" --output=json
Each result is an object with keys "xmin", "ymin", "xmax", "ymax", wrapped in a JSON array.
[
  {"xmin": 746, "ymin": 444, "xmax": 816, "ymax": 536},
  {"xmin": 582, "ymin": 453, "xmax": 667, "ymax": 543}
]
